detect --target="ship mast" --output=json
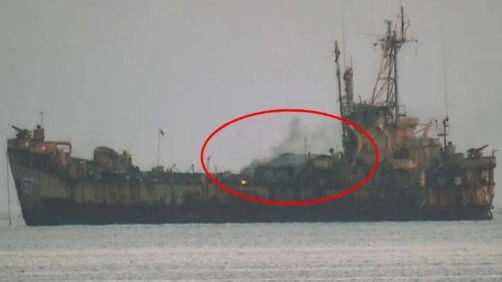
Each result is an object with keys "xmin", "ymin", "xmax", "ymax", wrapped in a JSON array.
[
  {"xmin": 437, "ymin": 42, "xmax": 450, "ymax": 149},
  {"xmin": 334, "ymin": 6, "xmax": 354, "ymax": 149},
  {"xmin": 370, "ymin": 1, "xmax": 416, "ymax": 123},
  {"xmin": 334, "ymin": 41, "xmax": 347, "ymax": 141},
  {"xmin": 39, "ymin": 111, "xmax": 44, "ymax": 127}
]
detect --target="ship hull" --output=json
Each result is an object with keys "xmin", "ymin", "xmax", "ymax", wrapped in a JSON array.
[
  {"xmin": 8, "ymin": 153, "xmax": 494, "ymax": 226},
  {"xmin": 22, "ymin": 199, "xmax": 493, "ymax": 226}
]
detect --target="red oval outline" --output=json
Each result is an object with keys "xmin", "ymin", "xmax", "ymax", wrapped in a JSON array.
[{"xmin": 199, "ymin": 108, "xmax": 380, "ymax": 206}]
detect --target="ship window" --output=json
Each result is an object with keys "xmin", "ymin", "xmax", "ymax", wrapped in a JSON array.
[
  {"xmin": 275, "ymin": 169, "xmax": 289, "ymax": 183},
  {"xmin": 454, "ymin": 176, "xmax": 462, "ymax": 186},
  {"xmin": 481, "ymin": 170, "xmax": 490, "ymax": 184},
  {"xmin": 436, "ymin": 176, "xmax": 447, "ymax": 186},
  {"xmin": 57, "ymin": 144, "xmax": 71, "ymax": 153},
  {"xmin": 263, "ymin": 169, "xmax": 274, "ymax": 182},
  {"xmin": 397, "ymin": 149, "xmax": 409, "ymax": 159},
  {"xmin": 22, "ymin": 177, "xmax": 33, "ymax": 194}
]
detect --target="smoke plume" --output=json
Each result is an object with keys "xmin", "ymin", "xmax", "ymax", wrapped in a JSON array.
[{"xmin": 240, "ymin": 117, "xmax": 340, "ymax": 174}]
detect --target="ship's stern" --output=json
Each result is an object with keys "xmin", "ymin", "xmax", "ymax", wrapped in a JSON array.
[{"xmin": 425, "ymin": 151, "xmax": 496, "ymax": 220}]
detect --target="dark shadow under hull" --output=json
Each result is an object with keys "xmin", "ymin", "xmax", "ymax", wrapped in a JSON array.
[{"xmin": 22, "ymin": 200, "xmax": 494, "ymax": 226}]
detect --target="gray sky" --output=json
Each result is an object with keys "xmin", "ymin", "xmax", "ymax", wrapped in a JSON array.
[{"xmin": 1, "ymin": 0, "xmax": 501, "ymax": 216}]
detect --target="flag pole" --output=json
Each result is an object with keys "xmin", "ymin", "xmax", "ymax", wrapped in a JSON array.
[
  {"xmin": 207, "ymin": 155, "xmax": 211, "ymax": 173},
  {"xmin": 6, "ymin": 144, "xmax": 12, "ymax": 227},
  {"xmin": 157, "ymin": 129, "xmax": 161, "ymax": 167}
]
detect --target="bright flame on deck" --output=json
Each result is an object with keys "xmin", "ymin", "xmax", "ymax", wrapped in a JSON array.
[{"xmin": 241, "ymin": 180, "xmax": 247, "ymax": 185}]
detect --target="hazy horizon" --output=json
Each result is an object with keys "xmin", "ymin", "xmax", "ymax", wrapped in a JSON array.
[{"xmin": 1, "ymin": 0, "xmax": 501, "ymax": 217}]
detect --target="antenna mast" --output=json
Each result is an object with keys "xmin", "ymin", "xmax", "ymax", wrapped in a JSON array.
[
  {"xmin": 342, "ymin": 4, "xmax": 347, "ymax": 69},
  {"xmin": 304, "ymin": 136, "xmax": 308, "ymax": 156},
  {"xmin": 441, "ymin": 26, "xmax": 449, "ymax": 120},
  {"xmin": 370, "ymin": 0, "xmax": 417, "ymax": 123},
  {"xmin": 334, "ymin": 41, "xmax": 347, "ymax": 141},
  {"xmin": 438, "ymin": 31, "xmax": 450, "ymax": 148},
  {"xmin": 334, "ymin": 4, "xmax": 350, "ymax": 143},
  {"xmin": 39, "ymin": 111, "xmax": 44, "ymax": 127},
  {"xmin": 336, "ymin": 3, "xmax": 357, "ymax": 139}
]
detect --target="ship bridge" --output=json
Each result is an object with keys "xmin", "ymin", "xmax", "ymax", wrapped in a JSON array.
[{"xmin": 343, "ymin": 101, "xmax": 446, "ymax": 167}]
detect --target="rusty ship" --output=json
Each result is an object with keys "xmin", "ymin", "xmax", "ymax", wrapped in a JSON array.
[{"xmin": 7, "ymin": 5, "xmax": 496, "ymax": 226}]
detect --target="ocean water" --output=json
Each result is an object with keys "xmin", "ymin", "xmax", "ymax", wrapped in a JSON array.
[{"xmin": 0, "ymin": 220, "xmax": 502, "ymax": 282}]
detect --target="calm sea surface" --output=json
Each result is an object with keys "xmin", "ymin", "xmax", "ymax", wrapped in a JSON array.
[{"xmin": 1, "ymin": 220, "xmax": 502, "ymax": 281}]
